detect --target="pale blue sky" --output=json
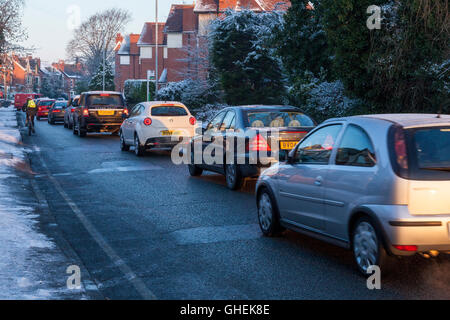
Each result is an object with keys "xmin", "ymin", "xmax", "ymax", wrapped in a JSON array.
[{"xmin": 22, "ymin": 0, "xmax": 193, "ymax": 65}]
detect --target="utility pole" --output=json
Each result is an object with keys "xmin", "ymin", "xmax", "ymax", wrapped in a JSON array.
[
  {"xmin": 155, "ymin": 0, "xmax": 159, "ymax": 100},
  {"xmin": 102, "ymin": 40, "xmax": 106, "ymax": 91}
]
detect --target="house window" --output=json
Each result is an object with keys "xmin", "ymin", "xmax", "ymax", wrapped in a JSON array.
[
  {"xmin": 167, "ymin": 33, "xmax": 183, "ymax": 48},
  {"xmin": 120, "ymin": 56, "xmax": 130, "ymax": 65},
  {"xmin": 140, "ymin": 47, "xmax": 152, "ymax": 59},
  {"xmin": 164, "ymin": 47, "xmax": 168, "ymax": 59}
]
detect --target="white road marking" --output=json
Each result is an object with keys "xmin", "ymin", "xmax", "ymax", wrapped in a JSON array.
[{"xmin": 34, "ymin": 147, "xmax": 157, "ymax": 300}]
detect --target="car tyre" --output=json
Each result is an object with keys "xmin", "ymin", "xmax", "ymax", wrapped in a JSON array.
[
  {"xmin": 257, "ymin": 188, "xmax": 284, "ymax": 237},
  {"xmin": 134, "ymin": 134, "xmax": 145, "ymax": 157},
  {"xmin": 120, "ymin": 131, "xmax": 130, "ymax": 152},
  {"xmin": 352, "ymin": 217, "xmax": 394, "ymax": 276},
  {"xmin": 225, "ymin": 164, "xmax": 243, "ymax": 190},
  {"xmin": 188, "ymin": 149, "xmax": 203, "ymax": 176}
]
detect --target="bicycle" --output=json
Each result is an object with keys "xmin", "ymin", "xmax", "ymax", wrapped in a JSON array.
[{"xmin": 27, "ymin": 114, "xmax": 35, "ymax": 136}]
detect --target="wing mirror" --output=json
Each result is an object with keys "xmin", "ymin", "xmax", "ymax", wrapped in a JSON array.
[{"xmin": 286, "ymin": 149, "xmax": 296, "ymax": 163}]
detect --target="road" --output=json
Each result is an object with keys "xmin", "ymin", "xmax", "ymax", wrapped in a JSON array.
[{"xmin": 23, "ymin": 115, "xmax": 450, "ymax": 300}]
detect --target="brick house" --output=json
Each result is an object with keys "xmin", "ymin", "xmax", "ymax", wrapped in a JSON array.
[
  {"xmin": 115, "ymin": 4, "xmax": 198, "ymax": 92},
  {"xmin": 51, "ymin": 59, "xmax": 87, "ymax": 98},
  {"xmin": 11, "ymin": 55, "xmax": 42, "ymax": 94},
  {"xmin": 114, "ymin": 1, "xmax": 290, "ymax": 92}
]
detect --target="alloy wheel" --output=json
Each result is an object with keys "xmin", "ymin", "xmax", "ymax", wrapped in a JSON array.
[
  {"xmin": 353, "ymin": 221, "xmax": 379, "ymax": 273},
  {"xmin": 258, "ymin": 193, "xmax": 273, "ymax": 232}
]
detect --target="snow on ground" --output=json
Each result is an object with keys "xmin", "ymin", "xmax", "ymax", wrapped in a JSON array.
[{"xmin": 0, "ymin": 106, "xmax": 84, "ymax": 299}]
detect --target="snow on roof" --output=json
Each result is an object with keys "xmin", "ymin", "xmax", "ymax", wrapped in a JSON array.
[{"xmin": 194, "ymin": 0, "xmax": 290, "ymax": 13}]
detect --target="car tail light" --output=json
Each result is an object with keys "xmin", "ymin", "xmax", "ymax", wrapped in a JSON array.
[
  {"xmin": 249, "ymin": 134, "xmax": 271, "ymax": 152},
  {"xmin": 71, "ymin": 108, "xmax": 75, "ymax": 113},
  {"xmin": 393, "ymin": 245, "xmax": 417, "ymax": 252},
  {"xmin": 189, "ymin": 117, "xmax": 196, "ymax": 126},
  {"xmin": 123, "ymin": 108, "xmax": 129, "ymax": 116},
  {"xmin": 394, "ymin": 127, "xmax": 408, "ymax": 170},
  {"xmin": 82, "ymin": 108, "xmax": 89, "ymax": 117},
  {"xmin": 143, "ymin": 118, "xmax": 152, "ymax": 126},
  {"xmin": 53, "ymin": 110, "xmax": 61, "ymax": 113}
]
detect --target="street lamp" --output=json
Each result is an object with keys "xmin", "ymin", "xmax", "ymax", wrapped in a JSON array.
[{"xmin": 155, "ymin": 0, "xmax": 159, "ymax": 100}]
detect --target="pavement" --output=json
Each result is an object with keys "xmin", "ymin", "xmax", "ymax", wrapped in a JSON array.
[{"xmin": 1, "ymin": 107, "xmax": 449, "ymax": 300}]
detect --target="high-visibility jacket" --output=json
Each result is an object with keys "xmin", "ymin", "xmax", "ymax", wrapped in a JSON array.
[
  {"xmin": 26, "ymin": 100, "xmax": 38, "ymax": 116},
  {"xmin": 27, "ymin": 100, "xmax": 37, "ymax": 109}
]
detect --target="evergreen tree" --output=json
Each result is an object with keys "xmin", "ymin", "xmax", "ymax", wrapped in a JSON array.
[
  {"xmin": 209, "ymin": 10, "xmax": 286, "ymax": 105},
  {"xmin": 89, "ymin": 61, "xmax": 115, "ymax": 91}
]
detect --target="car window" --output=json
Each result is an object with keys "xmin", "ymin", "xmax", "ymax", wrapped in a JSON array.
[
  {"xmin": 295, "ymin": 125, "xmax": 342, "ymax": 165},
  {"xmin": 86, "ymin": 94, "xmax": 124, "ymax": 108},
  {"xmin": 206, "ymin": 112, "xmax": 226, "ymax": 133},
  {"xmin": 336, "ymin": 125, "xmax": 376, "ymax": 167},
  {"xmin": 220, "ymin": 111, "xmax": 236, "ymax": 131},
  {"xmin": 151, "ymin": 106, "xmax": 188, "ymax": 116},
  {"xmin": 129, "ymin": 105, "xmax": 143, "ymax": 118},
  {"xmin": 413, "ymin": 127, "xmax": 450, "ymax": 171},
  {"xmin": 245, "ymin": 110, "xmax": 314, "ymax": 128}
]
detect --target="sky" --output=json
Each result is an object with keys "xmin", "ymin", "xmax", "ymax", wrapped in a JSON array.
[{"xmin": 22, "ymin": 0, "xmax": 193, "ymax": 65}]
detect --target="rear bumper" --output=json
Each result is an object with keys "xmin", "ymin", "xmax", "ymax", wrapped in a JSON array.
[
  {"xmin": 37, "ymin": 111, "xmax": 49, "ymax": 117},
  {"xmin": 145, "ymin": 136, "xmax": 189, "ymax": 148},
  {"xmin": 85, "ymin": 123, "xmax": 122, "ymax": 132},
  {"xmin": 367, "ymin": 205, "xmax": 450, "ymax": 256}
]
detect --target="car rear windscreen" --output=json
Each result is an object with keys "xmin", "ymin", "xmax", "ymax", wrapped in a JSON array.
[
  {"xmin": 40, "ymin": 101, "xmax": 55, "ymax": 106},
  {"xmin": 413, "ymin": 127, "xmax": 450, "ymax": 169},
  {"xmin": 54, "ymin": 103, "xmax": 67, "ymax": 108},
  {"xmin": 245, "ymin": 110, "xmax": 314, "ymax": 128},
  {"xmin": 151, "ymin": 106, "xmax": 188, "ymax": 117},
  {"xmin": 86, "ymin": 94, "xmax": 124, "ymax": 108},
  {"xmin": 404, "ymin": 126, "xmax": 450, "ymax": 180}
]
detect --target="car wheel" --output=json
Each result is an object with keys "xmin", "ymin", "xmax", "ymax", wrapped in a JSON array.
[
  {"xmin": 225, "ymin": 164, "xmax": 243, "ymax": 190},
  {"xmin": 78, "ymin": 127, "xmax": 87, "ymax": 137},
  {"xmin": 352, "ymin": 217, "xmax": 393, "ymax": 276},
  {"xmin": 188, "ymin": 149, "xmax": 203, "ymax": 176},
  {"xmin": 72, "ymin": 121, "xmax": 77, "ymax": 135},
  {"xmin": 257, "ymin": 188, "xmax": 283, "ymax": 237},
  {"xmin": 134, "ymin": 134, "xmax": 145, "ymax": 157},
  {"xmin": 120, "ymin": 131, "xmax": 130, "ymax": 152}
]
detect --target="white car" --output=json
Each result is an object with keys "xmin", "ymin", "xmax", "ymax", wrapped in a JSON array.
[{"xmin": 120, "ymin": 101, "xmax": 197, "ymax": 156}]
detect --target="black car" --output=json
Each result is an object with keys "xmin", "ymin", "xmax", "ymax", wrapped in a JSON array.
[
  {"xmin": 72, "ymin": 91, "xmax": 127, "ymax": 137},
  {"xmin": 188, "ymin": 106, "xmax": 316, "ymax": 190},
  {"xmin": 48, "ymin": 101, "xmax": 68, "ymax": 124}
]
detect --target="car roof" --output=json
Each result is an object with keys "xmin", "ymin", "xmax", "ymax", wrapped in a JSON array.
[
  {"xmin": 141, "ymin": 101, "xmax": 188, "ymax": 107},
  {"xmin": 326, "ymin": 114, "xmax": 450, "ymax": 128},
  {"xmin": 82, "ymin": 91, "xmax": 123, "ymax": 95},
  {"xmin": 233, "ymin": 105, "xmax": 301, "ymax": 110}
]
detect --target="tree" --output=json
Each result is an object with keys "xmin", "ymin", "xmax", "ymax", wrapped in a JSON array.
[
  {"xmin": 66, "ymin": 8, "xmax": 131, "ymax": 75},
  {"xmin": 74, "ymin": 78, "xmax": 90, "ymax": 95},
  {"xmin": 274, "ymin": 0, "xmax": 332, "ymax": 82},
  {"xmin": 0, "ymin": 0, "xmax": 26, "ymax": 53},
  {"xmin": 209, "ymin": 9, "xmax": 286, "ymax": 105},
  {"xmin": 124, "ymin": 80, "xmax": 154, "ymax": 106},
  {"xmin": 89, "ymin": 61, "xmax": 115, "ymax": 91},
  {"xmin": 321, "ymin": 0, "xmax": 449, "ymax": 113}
]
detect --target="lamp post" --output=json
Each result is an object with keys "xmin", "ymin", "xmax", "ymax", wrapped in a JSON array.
[{"xmin": 155, "ymin": 0, "xmax": 159, "ymax": 100}]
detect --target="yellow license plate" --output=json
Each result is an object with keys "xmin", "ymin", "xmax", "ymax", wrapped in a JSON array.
[
  {"xmin": 280, "ymin": 141, "xmax": 299, "ymax": 150},
  {"xmin": 161, "ymin": 130, "xmax": 181, "ymax": 136},
  {"xmin": 98, "ymin": 110, "xmax": 115, "ymax": 116}
]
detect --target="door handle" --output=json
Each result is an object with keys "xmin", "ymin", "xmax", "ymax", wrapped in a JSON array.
[{"xmin": 315, "ymin": 176, "xmax": 323, "ymax": 186}]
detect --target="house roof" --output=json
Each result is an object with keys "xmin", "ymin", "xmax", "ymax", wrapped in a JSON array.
[
  {"xmin": 118, "ymin": 34, "xmax": 141, "ymax": 55},
  {"xmin": 137, "ymin": 23, "xmax": 167, "ymax": 46},
  {"xmin": 194, "ymin": 0, "xmax": 291, "ymax": 13},
  {"xmin": 164, "ymin": 4, "xmax": 196, "ymax": 33}
]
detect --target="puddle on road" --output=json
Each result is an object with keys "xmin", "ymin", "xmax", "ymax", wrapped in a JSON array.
[{"xmin": 171, "ymin": 224, "xmax": 261, "ymax": 245}]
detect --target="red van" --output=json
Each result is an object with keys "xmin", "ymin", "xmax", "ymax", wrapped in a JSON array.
[{"xmin": 14, "ymin": 93, "xmax": 42, "ymax": 110}]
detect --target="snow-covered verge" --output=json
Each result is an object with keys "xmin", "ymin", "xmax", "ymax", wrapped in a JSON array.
[{"xmin": 0, "ymin": 106, "xmax": 85, "ymax": 299}]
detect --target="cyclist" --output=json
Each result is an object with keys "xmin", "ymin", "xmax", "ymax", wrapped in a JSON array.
[{"xmin": 24, "ymin": 98, "xmax": 37, "ymax": 133}]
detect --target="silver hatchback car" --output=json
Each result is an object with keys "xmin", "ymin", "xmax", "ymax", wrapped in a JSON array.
[{"xmin": 256, "ymin": 114, "xmax": 450, "ymax": 274}]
